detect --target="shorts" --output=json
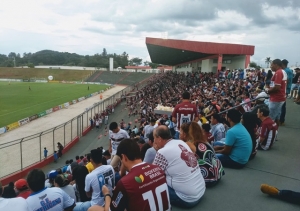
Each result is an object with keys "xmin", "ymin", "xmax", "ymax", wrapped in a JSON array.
[{"xmin": 269, "ymin": 101, "xmax": 285, "ymax": 121}]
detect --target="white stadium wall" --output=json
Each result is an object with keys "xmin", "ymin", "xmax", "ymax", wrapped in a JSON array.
[{"xmin": 175, "ymin": 55, "xmax": 247, "ymax": 73}]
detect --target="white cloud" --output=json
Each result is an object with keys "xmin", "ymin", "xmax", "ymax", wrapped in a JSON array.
[{"xmin": 0, "ymin": 0, "xmax": 299, "ymax": 66}]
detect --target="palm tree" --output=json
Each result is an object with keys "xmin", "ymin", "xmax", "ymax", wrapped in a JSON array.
[{"xmin": 265, "ymin": 57, "xmax": 272, "ymax": 68}]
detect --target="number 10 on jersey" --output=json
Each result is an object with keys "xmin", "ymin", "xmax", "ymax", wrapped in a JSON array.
[{"xmin": 142, "ymin": 183, "xmax": 171, "ymax": 211}]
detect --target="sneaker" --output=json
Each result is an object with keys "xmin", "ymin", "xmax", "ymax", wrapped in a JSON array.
[{"xmin": 260, "ymin": 184, "xmax": 279, "ymax": 196}]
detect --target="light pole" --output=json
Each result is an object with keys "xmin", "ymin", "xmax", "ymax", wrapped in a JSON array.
[{"xmin": 296, "ymin": 62, "xmax": 298, "ymax": 67}]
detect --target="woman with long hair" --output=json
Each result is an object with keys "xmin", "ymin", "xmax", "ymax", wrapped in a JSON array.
[
  {"xmin": 180, "ymin": 123, "xmax": 196, "ymax": 153},
  {"xmin": 72, "ymin": 166, "xmax": 90, "ymax": 202},
  {"xmin": 188, "ymin": 122, "xmax": 225, "ymax": 187},
  {"xmin": 241, "ymin": 112, "xmax": 258, "ymax": 160}
]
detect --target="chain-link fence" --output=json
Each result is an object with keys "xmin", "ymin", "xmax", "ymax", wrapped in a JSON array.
[{"xmin": 0, "ymin": 85, "xmax": 135, "ymax": 179}]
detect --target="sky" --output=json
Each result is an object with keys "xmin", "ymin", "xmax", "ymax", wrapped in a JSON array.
[{"xmin": 0, "ymin": 0, "xmax": 300, "ymax": 67}]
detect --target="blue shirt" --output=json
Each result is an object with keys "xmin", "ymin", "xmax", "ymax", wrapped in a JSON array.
[
  {"xmin": 284, "ymin": 67, "xmax": 293, "ymax": 92},
  {"xmin": 44, "ymin": 149, "xmax": 48, "ymax": 157},
  {"xmin": 225, "ymin": 123, "xmax": 252, "ymax": 164}
]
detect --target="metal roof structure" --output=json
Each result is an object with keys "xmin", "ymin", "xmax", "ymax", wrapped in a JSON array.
[{"xmin": 146, "ymin": 37, "xmax": 255, "ymax": 66}]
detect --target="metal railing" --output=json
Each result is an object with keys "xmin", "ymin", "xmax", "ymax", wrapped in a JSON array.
[
  {"xmin": 0, "ymin": 85, "xmax": 135, "ymax": 179},
  {"xmin": 218, "ymin": 96, "xmax": 268, "ymax": 115}
]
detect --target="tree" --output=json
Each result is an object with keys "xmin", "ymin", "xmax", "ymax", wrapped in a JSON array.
[
  {"xmin": 249, "ymin": 61, "xmax": 258, "ymax": 68},
  {"xmin": 28, "ymin": 63, "xmax": 35, "ymax": 68},
  {"xmin": 149, "ymin": 62, "xmax": 159, "ymax": 69},
  {"xmin": 129, "ymin": 57, "xmax": 142, "ymax": 66},
  {"xmin": 265, "ymin": 57, "xmax": 272, "ymax": 68},
  {"xmin": 0, "ymin": 49, "xmax": 133, "ymax": 68},
  {"xmin": 144, "ymin": 61, "xmax": 149, "ymax": 66},
  {"xmin": 102, "ymin": 48, "xmax": 107, "ymax": 57},
  {"xmin": 8, "ymin": 52, "xmax": 16, "ymax": 58}
]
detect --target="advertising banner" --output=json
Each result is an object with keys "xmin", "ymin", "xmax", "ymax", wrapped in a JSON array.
[
  {"xmin": 64, "ymin": 102, "xmax": 70, "ymax": 108},
  {"xmin": 0, "ymin": 79, "xmax": 23, "ymax": 82},
  {"xmin": 78, "ymin": 97, "xmax": 85, "ymax": 102},
  {"xmin": 23, "ymin": 79, "xmax": 29, "ymax": 82},
  {"xmin": 18, "ymin": 117, "xmax": 30, "ymax": 126},
  {"xmin": 46, "ymin": 108, "xmax": 53, "ymax": 114},
  {"xmin": 59, "ymin": 104, "xmax": 64, "ymax": 109},
  {"xmin": 72, "ymin": 100, "xmax": 77, "ymax": 104},
  {"xmin": 38, "ymin": 111, "xmax": 47, "ymax": 117},
  {"xmin": 53, "ymin": 106, "xmax": 60, "ymax": 112},
  {"xmin": 7, "ymin": 122, "xmax": 20, "ymax": 131},
  {"xmin": 0, "ymin": 127, "xmax": 7, "ymax": 135},
  {"xmin": 29, "ymin": 114, "xmax": 38, "ymax": 121}
]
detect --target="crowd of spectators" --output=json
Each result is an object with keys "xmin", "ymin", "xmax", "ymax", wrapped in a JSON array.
[{"xmin": 1, "ymin": 58, "xmax": 300, "ymax": 210}]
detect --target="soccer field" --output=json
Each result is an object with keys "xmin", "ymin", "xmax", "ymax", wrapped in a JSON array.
[{"xmin": 0, "ymin": 82, "xmax": 108, "ymax": 128}]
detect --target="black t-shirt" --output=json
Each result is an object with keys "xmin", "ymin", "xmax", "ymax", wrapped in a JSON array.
[{"xmin": 292, "ymin": 73, "xmax": 300, "ymax": 84}]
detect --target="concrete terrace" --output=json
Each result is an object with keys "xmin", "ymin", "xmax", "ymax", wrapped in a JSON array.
[
  {"xmin": 40, "ymin": 99, "xmax": 300, "ymax": 211},
  {"xmin": 85, "ymin": 71, "xmax": 154, "ymax": 85}
]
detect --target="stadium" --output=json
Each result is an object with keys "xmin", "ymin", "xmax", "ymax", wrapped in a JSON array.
[{"xmin": 0, "ymin": 38, "xmax": 299, "ymax": 211}]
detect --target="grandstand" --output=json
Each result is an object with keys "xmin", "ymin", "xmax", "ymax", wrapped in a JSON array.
[
  {"xmin": 35, "ymin": 99, "xmax": 299, "ymax": 211},
  {"xmin": 0, "ymin": 70, "xmax": 299, "ymax": 211},
  {"xmin": 85, "ymin": 70, "xmax": 154, "ymax": 85}
]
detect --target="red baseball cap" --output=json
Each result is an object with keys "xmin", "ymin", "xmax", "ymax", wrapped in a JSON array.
[{"xmin": 15, "ymin": 179, "xmax": 28, "ymax": 190}]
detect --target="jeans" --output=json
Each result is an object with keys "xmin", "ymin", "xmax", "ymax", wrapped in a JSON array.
[
  {"xmin": 291, "ymin": 83, "xmax": 299, "ymax": 91},
  {"xmin": 168, "ymin": 186, "xmax": 201, "ymax": 208},
  {"xmin": 280, "ymin": 102, "xmax": 286, "ymax": 123},
  {"xmin": 269, "ymin": 101, "xmax": 285, "ymax": 121},
  {"xmin": 278, "ymin": 190, "xmax": 300, "ymax": 204},
  {"xmin": 216, "ymin": 154, "xmax": 246, "ymax": 169},
  {"xmin": 174, "ymin": 131, "xmax": 180, "ymax": 139},
  {"xmin": 213, "ymin": 138, "xmax": 226, "ymax": 147},
  {"xmin": 74, "ymin": 201, "xmax": 91, "ymax": 211}
]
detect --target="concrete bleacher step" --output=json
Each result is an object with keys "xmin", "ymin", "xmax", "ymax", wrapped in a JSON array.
[
  {"xmin": 89, "ymin": 71, "xmax": 104, "ymax": 82},
  {"xmin": 85, "ymin": 71, "xmax": 154, "ymax": 85},
  {"xmin": 115, "ymin": 72, "xmax": 132, "ymax": 85}
]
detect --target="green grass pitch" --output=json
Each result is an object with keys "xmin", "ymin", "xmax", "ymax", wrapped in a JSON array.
[{"xmin": 0, "ymin": 82, "xmax": 108, "ymax": 128}]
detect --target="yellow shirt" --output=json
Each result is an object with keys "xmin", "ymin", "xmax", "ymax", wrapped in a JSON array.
[
  {"xmin": 200, "ymin": 117, "xmax": 208, "ymax": 124},
  {"xmin": 86, "ymin": 162, "xmax": 94, "ymax": 173}
]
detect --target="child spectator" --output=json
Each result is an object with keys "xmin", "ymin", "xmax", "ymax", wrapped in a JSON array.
[
  {"xmin": 53, "ymin": 151, "xmax": 58, "ymax": 163},
  {"xmin": 44, "ymin": 147, "xmax": 48, "ymax": 159}
]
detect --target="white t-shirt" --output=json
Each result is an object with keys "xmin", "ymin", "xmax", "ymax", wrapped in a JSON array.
[
  {"xmin": 109, "ymin": 129, "xmax": 129, "ymax": 155},
  {"xmin": 143, "ymin": 124, "xmax": 154, "ymax": 143},
  {"xmin": 26, "ymin": 187, "xmax": 75, "ymax": 211},
  {"xmin": 0, "ymin": 197, "xmax": 30, "ymax": 211},
  {"xmin": 143, "ymin": 147, "xmax": 157, "ymax": 164},
  {"xmin": 61, "ymin": 185, "xmax": 77, "ymax": 202},
  {"xmin": 85, "ymin": 165, "xmax": 115, "ymax": 206},
  {"xmin": 153, "ymin": 139, "xmax": 206, "ymax": 203},
  {"xmin": 66, "ymin": 165, "xmax": 72, "ymax": 174}
]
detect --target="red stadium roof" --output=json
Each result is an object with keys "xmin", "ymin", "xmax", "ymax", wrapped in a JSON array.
[
  {"xmin": 146, "ymin": 37, "xmax": 255, "ymax": 66},
  {"xmin": 125, "ymin": 66, "xmax": 172, "ymax": 70}
]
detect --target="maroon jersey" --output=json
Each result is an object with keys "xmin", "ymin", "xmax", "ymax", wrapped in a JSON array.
[
  {"xmin": 110, "ymin": 163, "xmax": 171, "ymax": 211},
  {"xmin": 172, "ymin": 101, "xmax": 198, "ymax": 130},
  {"xmin": 258, "ymin": 117, "xmax": 278, "ymax": 150}
]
